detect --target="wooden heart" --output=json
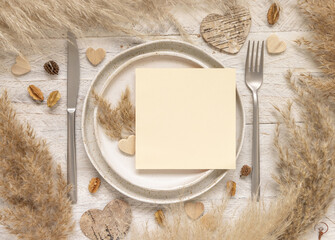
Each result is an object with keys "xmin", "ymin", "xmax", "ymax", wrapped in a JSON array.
[
  {"xmin": 118, "ymin": 135, "xmax": 135, "ymax": 155},
  {"xmin": 184, "ymin": 201, "xmax": 204, "ymax": 220},
  {"xmin": 11, "ymin": 55, "xmax": 31, "ymax": 76},
  {"xmin": 80, "ymin": 199, "xmax": 132, "ymax": 240},
  {"xmin": 86, "ymin": 47, "xmax": 106, "ymax": 66},
  {"xmin": 267, "ymin": 34, "xmax": 286, "ymax": 54},
  {"xmin": 200, "ymin": 6, "xmax": 251, "ymax": 54}
]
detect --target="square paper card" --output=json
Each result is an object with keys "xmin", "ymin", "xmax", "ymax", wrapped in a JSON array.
[{"xmin": 135, "ymin": 68, "xmax": 236, "ymax": 169}]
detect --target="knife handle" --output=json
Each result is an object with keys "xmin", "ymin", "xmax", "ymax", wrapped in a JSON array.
[{"xmin": 67, "ymin": 108, "xmax": 77, "ymax": 204}]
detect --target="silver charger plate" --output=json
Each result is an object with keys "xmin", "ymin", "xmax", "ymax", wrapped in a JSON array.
[{"xmin": 82, "ymin": 40, "xmax": 245, "ymax": 204}]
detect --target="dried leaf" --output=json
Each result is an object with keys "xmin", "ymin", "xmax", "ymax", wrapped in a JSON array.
[
  {"xmin": 88, "ymin": 177, "xmax": 101, "ymax": 193},
  {"xmin": 28, "ymin": 85, "xmax": 44, "ymax": 101},
  {"xmin": 227, "ymin": 181, "xmax": 236, "ymax": 196},
  {"xmin": 154, "ymin": 210, "xmax": 165, "ymax": 227},
  {"xmin": 47, "ymin": 90, "xmax": 61, "ymax": 107},
  {"xmin": 267, "ymin": 3, "xmax": 280, "ymax": 25}
]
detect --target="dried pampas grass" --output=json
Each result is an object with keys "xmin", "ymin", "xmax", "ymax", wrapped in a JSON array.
[
  {"xmin": 0, "ymin": 0, "xmax": 241, "ymax": 57},
  {"xmin": 92, "ymin": 87, "xmax": 135, "ymax": 140},
  {"xmin": 274, "ymin": 71, "xmax": 335, "ymax": 239},
  {"xmin": 130, "ymin": 193, "xmax": 296, "ymax": 240},
  {"xmin": 0, "ymin": 91, "xmax": 74, "ymax": 239},
  {"xmin": 294, "ymin": 0, "xmax": 335, "ymax": 102}
]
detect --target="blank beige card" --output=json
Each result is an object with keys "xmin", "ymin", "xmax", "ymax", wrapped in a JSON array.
[{"xmin": 135, "ymin": 68, "xmax": 236, "ymax": 169}]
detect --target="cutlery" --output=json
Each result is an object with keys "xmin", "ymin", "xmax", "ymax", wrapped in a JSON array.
[
  {"xmin": 67, "ymin": 32, "xmax": 80, "ymax": 204},
  {"xmin": 245, "ymin": 40, "xmax": 264, "ymax": 201}
]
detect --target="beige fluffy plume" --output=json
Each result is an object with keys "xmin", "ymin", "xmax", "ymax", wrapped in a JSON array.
[
  {"xmin": 0, "ymin": 91, "xmax": 74, "ymax": 240},
  {"xmin": 0, "ymin": 0, "xmax": 239, "ymax": 57}
]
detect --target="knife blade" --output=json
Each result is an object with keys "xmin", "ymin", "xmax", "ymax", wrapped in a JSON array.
[{"xmin": 67, "ymin": 31, "xmax": 80, "ymax": 204}]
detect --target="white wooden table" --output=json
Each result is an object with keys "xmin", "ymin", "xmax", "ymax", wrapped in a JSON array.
[{"xmin": 1, "ymin": 1, "xmax": 334, "ymax": 239}]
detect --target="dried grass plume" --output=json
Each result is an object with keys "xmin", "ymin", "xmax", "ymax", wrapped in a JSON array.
[
  {"xmin": 0, "ymin": 0, "xmax": 242, "ymax": 57},
  {"xmin": 92, "ymin": 87, "xmax": 135, "ymax": 140},
  {"xmin": 0, "ymin": 91, "xmax": 74, "ymax": 240}
]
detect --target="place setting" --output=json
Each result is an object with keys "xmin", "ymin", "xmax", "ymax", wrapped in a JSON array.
[
  {"xmin": 82, "ymin": 40, "xmax": 245, "ymax": 204},
  {"xmin": 0, "ymin": 1, "xmax": 334, "ymax": 240}
]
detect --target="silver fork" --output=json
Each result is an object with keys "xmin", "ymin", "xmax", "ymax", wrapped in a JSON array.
[{"xmin": 245, "ymin": 40, "xmax": 264, "ymax": 201}]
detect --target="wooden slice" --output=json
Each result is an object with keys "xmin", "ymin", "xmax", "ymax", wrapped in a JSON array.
[
  {"xmin": 80, "ymin": 199, "xmax": 132, "ymax": 240},
  {"xmin": 200, "ymin": 6, "xmax": 251, "ymax": 54}
]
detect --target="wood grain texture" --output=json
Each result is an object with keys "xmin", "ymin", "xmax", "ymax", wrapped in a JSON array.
[
  {"xmin": 200, "ymin": 6, "xmax": 251, "ymax": 54},
  {"xmin": 0, "ymin": 1, "xmax": 334, "ymax": 239},
  {"xmin": 80, "ymin": 199, "xmax": 131, "ymax": 240}
]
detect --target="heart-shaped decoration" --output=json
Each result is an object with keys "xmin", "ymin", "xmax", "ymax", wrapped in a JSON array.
[
  {"xmin": 266, "ymin": 34, "xmax": 286, "ymax": 54},
  {"xmin": 200, "ymin": 6, "xmax": 251, "ymax": 54},
  {"xmin": 86, "ymin": 47, "xmax": 106, "ymax": 66},
  {"xmin": 118, "ymin": 135, "xmax": 135, "ymax": 155},
  {"xmin": 80, "ymin": 199, "xmax": 132, "ymax": 240},
  {"xmin": 11, "ymin": 55, "xmax": 31, "ymax": 76},
  {"xmin": 184, "ymin": 201, "xmax": 204, "ymax": 220}
]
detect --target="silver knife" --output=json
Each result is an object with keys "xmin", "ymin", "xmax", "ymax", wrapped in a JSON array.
[{"xmin": 67, "ymin": 32, "xmax": 80, "ymax": 204}]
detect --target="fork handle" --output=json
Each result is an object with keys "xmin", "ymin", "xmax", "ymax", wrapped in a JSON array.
[{"xmin": 251, "ymin": 91, "xmax": 260, "ymax": 201}]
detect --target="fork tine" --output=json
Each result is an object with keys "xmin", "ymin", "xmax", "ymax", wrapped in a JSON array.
[
  {"xmin": 259, "ymin": 41, "xmax": 264, "ymax": 73},
  {"xmin": 245, "ymin": 41, "xmax": 250, "ymax": 72},
  {"xmin": 250, "ymin": 41, "xmax": 255, "ymax": 72},
  {"xmin": 255, "ymin": 41, "xmax": 259, "ymax": 72}
]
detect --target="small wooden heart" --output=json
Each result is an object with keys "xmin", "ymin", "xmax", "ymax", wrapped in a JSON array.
[
  {"xmin": 80, "ymin": 199, "xmax": 132, "ymax": 240},
  {"xmin": 86, "ymin": 47, "xmax": 106, "ymax": 66},
  {"xmin": 11, "ymin": 55, "xmax": 31, "ymax": 76},
  {"xmin": 184, "ymin": 201, "xmax": 204, "ymax": 220},
  {"xmin": 266, "ymin": 34, "xmax": 286, "ymax": 54},
  {"xmin": 200, "ymin": 6, "xmax": 251, "ymax": 54},
  {"xmin": 118, "ymin": 135, "xmax": 135, "ymax": 155}
]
